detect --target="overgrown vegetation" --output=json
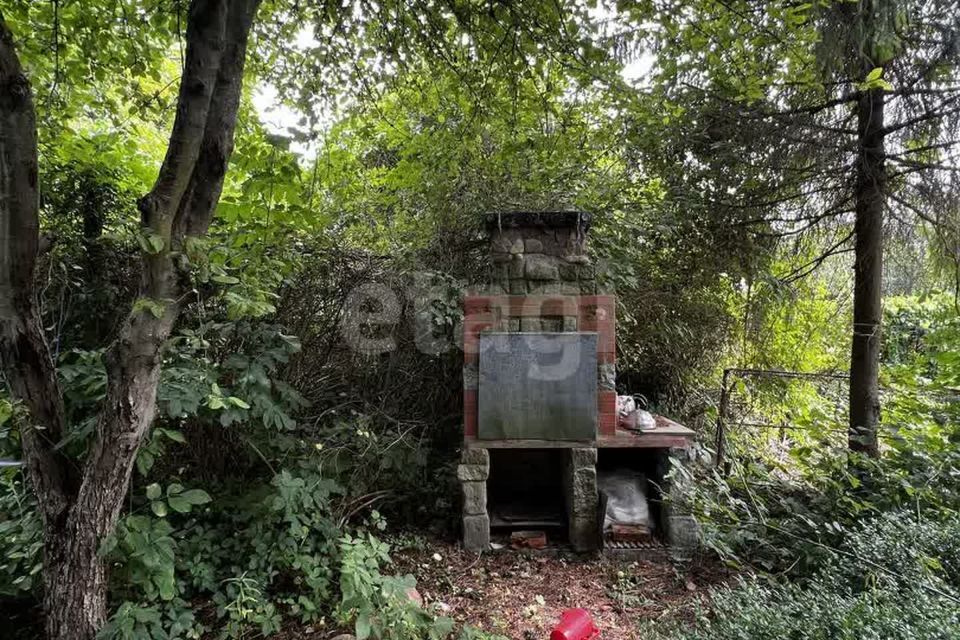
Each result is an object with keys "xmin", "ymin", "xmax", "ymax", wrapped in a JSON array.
[
  {"xmin": 1, "ymin": 0, "xmax": 960, "ymax": 639},
  {"xmin": 647, "ymin": 514, "xmax": 960, "ymax": 639}
]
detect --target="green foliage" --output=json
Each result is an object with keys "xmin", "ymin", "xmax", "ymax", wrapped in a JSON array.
[
  {"xmin": 174, "ymin": 467, "xmax": 343, "ymax": 625},
  {"xmin": 103, "ymin": 515, "xmax": 178, "ymax": 602},
  {"xmin": 879, "ymin": 294, "xmax": 960, "ymax": 515},
  {"xmin": 5, "ymin": 0, "xmax": 960, "ymax": 637},
  {"xmin": 686, "ymin": 292, "xmax": 960, "ymax": 575},
  {"xmin": 217, "ymin": 574, "xmax": 282, "ymax": 638},
  {"xmin": 338, "ymin": 532, "xmax": 453, "ymax": 640},
  {"xmin": 0, "ymin": 473, "xmax": 42, "ymax": 597},
  {"xmin": 740, "ymin": 261, "xmax": 851, "ymax": 373},
  {"xmin": 335, "ymin": 531, "xmax": 507, "ymax": 640},
  {"xmin": 687, "ymin": 406, "xmax": 960, "ymax": 575},
  {"xmin": 95, "ymin": 463, "xmax": 493, "ymax": 640},
  {"xmin": 312, "ymin": 415, "xmax": 455, "ymax": 525},
  {"xmin": 41, "ymin": 319, "xmax": 307, "ymax": 477},
  {"xmin": 158, "ymin": 321, "xmax": 305, "ymax": 432},
  {"xmin": 3, "ymin": 312, "xmax": 325, "ymax": 638},
  {"xmin": 859, "ymin": 66, "xmax": 894, "ymax": 91},
  {"xmin": 651, "ymin": 514, "xmax": 960, "ymax": 640},
  {"xmin": 305, "ymin": 64, "xmax": 627, "ymax": 253},
  {"xmin": 98, "ymin": 599, "xmax": 200, "ymax": 640},
  {"xmin": 95, "ymin": 466, "xmax": 340, "ymax": 639},
  {"xmin": 260, "ymin": 0, "xmax": 613, "ymax": 135},
  {"xmin": 145, "ymin": 483, "xmax": 211, "ymax": 517}
]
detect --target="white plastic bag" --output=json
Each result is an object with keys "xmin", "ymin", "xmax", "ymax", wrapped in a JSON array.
[{"xmin": 597, "ymin": 469, "xmax": 654, "ymax": 531}]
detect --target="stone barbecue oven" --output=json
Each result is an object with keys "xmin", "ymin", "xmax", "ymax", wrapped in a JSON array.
[{"xmin": 459, "ymin": 211, "xmax": 698, "ymax": 556}]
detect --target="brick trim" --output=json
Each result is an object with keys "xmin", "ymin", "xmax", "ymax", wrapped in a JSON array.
[
  {"xmin": 464, "ymin": 389, "xmax": 478, "ymax": 437},
  {"xmin": 598, "ymin": 391, "xmax": 617, "ymax": 436}
]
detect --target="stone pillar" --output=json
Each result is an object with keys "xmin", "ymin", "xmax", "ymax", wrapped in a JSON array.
[
  {"xmin": 564, "ymin": 448, "xmax": 599, "ymax": 552},
  {"xmin": 658, "ymin": 446, "xmax": 700, "ymax": 561},
  {"xmin": 458, "ymin": 448, "xmax": 490, "ymax": 551}
]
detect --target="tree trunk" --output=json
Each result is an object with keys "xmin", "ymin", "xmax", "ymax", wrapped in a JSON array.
[
  {"xmin": 0, "ymin": 2, "xmax": 261, "ymax": 638},
  {"xmin": 849, "ymin": 85, "xmax": 885, "ymax": 458},
  {"xmin": 46, "ymin": 316, "xmax": 174, "ymax": 638},
  {"xmin": 43, "ymin": 522, "xmax": 108, "ymax": 640}
]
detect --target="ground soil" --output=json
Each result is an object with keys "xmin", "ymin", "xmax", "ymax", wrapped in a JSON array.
[
  {"xmin": 6, "ymin": 537, "xmax": 730, "ymax": 640},
  {"xmin": 281, "ymin": 537, "xmax": 731, "ymax": 640}
]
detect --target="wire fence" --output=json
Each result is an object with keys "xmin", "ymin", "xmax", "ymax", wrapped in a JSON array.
[
  {"xmin": 715, "ymin": 367, "xmax": 852, "ymax": 471},
  {"xmin": 713, "ymin": 366, "xmax": 958, "ymax": 473}
]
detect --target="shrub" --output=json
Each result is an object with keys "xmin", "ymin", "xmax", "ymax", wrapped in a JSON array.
[
  {"xmin": 668, "ymin": 574, "xmax": 959, "ymax": 640},
  {"xmin": 686, "ymin": 293, "xmax": 960, "ymax": 575},
  {"xmin": 337, "ymin": 532, "xmax": 454, "ymax": 640},
  {"xmin": 651, "ymin": 514, "xmax": 960, "ymax": 640}
]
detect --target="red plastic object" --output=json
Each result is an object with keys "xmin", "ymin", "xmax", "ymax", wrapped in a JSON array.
[{"xmin": 550, "ymin": 608, "xmax": 600, "ymax": 640}]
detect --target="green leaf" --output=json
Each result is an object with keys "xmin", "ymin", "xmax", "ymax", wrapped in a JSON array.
[
  {"xmin": 137, "ymin": 449, "xmax": 155, "ymax": 476},
  {"xmin": 184, "ymin": 236, "xmax": 208, "ymax": 259},
  {"xmin": 166, "ymin": 483, "xmax": 184, "ymax": 497},
  {"xmin": 921, "ymin": 555, "xmax": 943, "ymax": 571},
  {"xmin": 167, "ymin": 495, "xmax": 191, "ymax": 513},
  {"xmin": 150, "ymin": 500, "xmax": 168, "ymax": 517},
  {"xmin": 155, "ymin": 570, "xmax": 176, "ymax": 601},
  {"xmin": 137, "ymin": 232, "xmax": 167, "ymax": 255},
  {"xmin": 160, "ymin": 428, "xmax": 186, "ymax": 443},
  {"xmin": 356, "ymin": 612, "xmax": 372, "ymax": 640},
  {"xmin": 98, "ymin": 534, "xmax": 118, "ymax": 558},
  {"xmin": 146, "ymin": 483, "xmax": 162, "ymax": 500},
  {"xmin": 859, "ymin": 67, "xmax": 893, "ymax": 91},
  {"xmin": 227, "ymin": 396, "xmax": 250, "ymax": 409},
  {"xmin": 132, "ymin": 297, "xmax": 166, "ymax": 319},
  {"xmin": 180, "ymin": 489, "xmax": 211, "ymax": 505}
]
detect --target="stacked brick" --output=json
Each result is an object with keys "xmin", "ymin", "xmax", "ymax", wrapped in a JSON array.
[
  {"xmin": 484, "ymin": 211, "xmax": 597, "ymax": 295},
  {"xmin": 565, "ymin": 448, "xmax": 600, "ymax": 551},
  {"xmin": 458, "ymin": 449, "xmax": 490, "ymax": 551},
  {"xmin": 460, "ymin": 211, "xmax": 621, "ymax": 554},
  {"xmin": 657, "ymin": 447, "xmax": 701, "ymax": 561}
]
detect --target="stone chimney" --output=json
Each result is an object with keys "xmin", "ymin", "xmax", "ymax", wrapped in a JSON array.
[{"xmin": 485, "ymin": 211, "xmax": 596, "ymax": 295}]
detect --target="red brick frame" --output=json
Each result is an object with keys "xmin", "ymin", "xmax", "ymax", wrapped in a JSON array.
[{"xmin": 463, "ymin": 294, "xmax": 616, "ymax": 439}]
